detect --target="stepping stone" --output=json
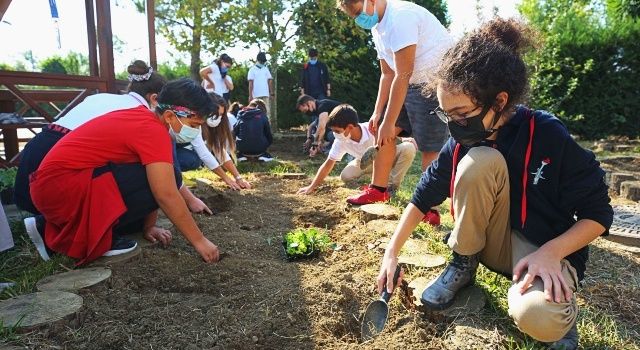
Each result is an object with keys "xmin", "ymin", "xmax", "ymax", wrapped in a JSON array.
[
  {"xmin": 620, "ymin": 181, "xmax": 640, "ymax": 201},
  {"xmin": 36, "ymin": 267, "xmax": 111, "ymax": 292},
  {"xmin": 605, "ymin": 204, "xmax": 640, "ymax": 247},
  {"xmin": 89, "ymin": 245, "xmax": 142, "ymax": 266},
  {"xmin": 276, "ymin": 173, "xmax": 307, "ymax": 179},
  {"xmin": 376, "ymin": 238, "xmax": 421, "ymax": 253},
  {"xmin": 358, "ymin": 204, "xmax": 399, "ymax": 222},
  {"xmin": 365, "ymin": 219, "xmax": 398, "ymax": 236},
  {"xmin": 446, "ymin": 325, "xmax": 498, "ymax": 349},
  {"xmin": 406, "ymin": 277, "xmax": 485, "ymax": 318},
  {"xmin": 0, "ymin": 291, "xmax": 83, "ymax": 329},
  {"xmin": 398, "ymin": 254, "xmax": 446, "ymax": 269},
  {"xmin": 609, "ymin": 173, "xmax": 636, "ymax": 194}
]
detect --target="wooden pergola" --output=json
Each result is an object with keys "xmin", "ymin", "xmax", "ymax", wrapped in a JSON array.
[{"xmin": 0, "ymin": 0, "xmax": 157, "ymax": 167}]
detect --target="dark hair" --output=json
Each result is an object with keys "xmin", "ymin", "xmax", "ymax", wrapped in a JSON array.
[
  {"xmin": 430, "ymin": 18, "xmax": 536, "ymax": 113},
  {"xmin": 156, "ymin": 78, "xmax": 215, "ymax": 119},
  {"xmin": 229, "ymin": 101, "xmax": 243, "ymax": 117},
  {"xmin": 256, "ymin": 52, "xmax": 267, "ymax": 63},
  {"xmin": 296, "ymin": 94, "xmax": 315, "ymax": 109},
  {"xmin": 326, "ymin": 104, "xmax": 359, "ymax": 129},
  {"xmin": 126, "ymin": 60, "xmax": 167, "ymax": 99},
  {"xmin": 203, "ymin": 93, "xmax": 236, "ymax": 162},
  {"xmin": 248, "ymin": 99, "xmax": 267, "ymax": 114},
  {"xmin": 308, "ymin": 48, "xmax": 318, "ymax": 57},
  {"xmin": 337, "ymin": 0, "xmax": 361, "ymax": 11},
  {"xmin": 215, "ymin": 53, "xmax": 233, "ymax": 67}
]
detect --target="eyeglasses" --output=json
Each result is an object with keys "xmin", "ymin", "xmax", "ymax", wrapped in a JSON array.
[{"xmin": 430, "ymin": 105, "xmax": 491, "ymax": 127}]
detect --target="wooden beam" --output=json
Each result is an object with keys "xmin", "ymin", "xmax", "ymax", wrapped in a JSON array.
[
  {"xmin": 95, "ymin": 0, "xmax": 115, "ymax": 93},
  {"xmin": 85, "ymin": 0, "xmax": 99, "ymax": 77},
  {"xmin": 54, "ymin": 89, "xmax": 92, "ymax": 120},
  {"xmin": 3, "ymin": 84, "xmax": 53, "ymax": 122},
  {"xmin": 0, "ymin": 0, "xmax": 11, "ymax": 23},
  {"xmin": 147, "ymin": 0, "xmax": 157, "ymax": 70}
]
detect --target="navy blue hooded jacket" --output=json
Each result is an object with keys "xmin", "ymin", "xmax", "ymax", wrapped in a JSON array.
[
  {"xmin": 411, "ymin": 106, "xmax": 613, "ymax": 280},
  {"xmin": 234, "ymin": 107, "xmax": 273, "ymax": 155}
]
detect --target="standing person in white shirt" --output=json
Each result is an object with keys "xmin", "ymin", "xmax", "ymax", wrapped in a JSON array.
[
  {"xmin": 247, "ymin": 52, "xmax": 275, "ymax": 126},
  {"xmin": 199, "ymin": 53, "xmax": 235, "ymax": 103},
  {"xmin": 297, "ymin": 104, "xmax": 415, "ymax": 195},
  {"xmin": 337, "ymin": 0, "xmax": 453, "ymax": 226}
]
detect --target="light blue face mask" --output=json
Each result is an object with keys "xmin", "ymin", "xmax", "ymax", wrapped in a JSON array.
[
  {"xmin": 170, "ymin": 118, "xmax": 201, "ymax": 144},
  {"xmin": 309, "ymin": 58, "xmax": 318, "ymax": 65},
  {"xmin": 355, "ymin": 0, "xmax": 378, "ymax": 30}
]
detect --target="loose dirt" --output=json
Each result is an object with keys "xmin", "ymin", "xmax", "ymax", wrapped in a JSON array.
[{"xmin": 7, "ymin": 134, "xmax": 640, "ymax": 349}]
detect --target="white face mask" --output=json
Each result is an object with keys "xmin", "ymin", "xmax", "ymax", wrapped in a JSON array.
[
  {"xmin": 333, "ymin": 128, "xmax": 351, "ymax": 142},
  {"xmin": 206, "ymin": 115, "xmax": 222, "ymax": 128},
  {"xmin": 170, "ymin": 118, "xmax": 201, "ymax": 144}
]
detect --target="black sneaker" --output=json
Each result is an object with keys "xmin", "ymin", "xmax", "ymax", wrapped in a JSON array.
[
  {"xmin": 24, "ymin": 216, "xmax": 50, "ymax": 261},
  {"xmin": 103, "ymin": 236, "xmax": 137, "ymax": 257},
  {"xmin": 547, "ymin": 321, "xmax": 579, "ymax": 350}
]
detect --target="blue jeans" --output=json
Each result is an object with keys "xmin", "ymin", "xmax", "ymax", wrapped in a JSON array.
[{"xmin": 176, "ymin": 146, "xmax": 202, "ymax": 171}]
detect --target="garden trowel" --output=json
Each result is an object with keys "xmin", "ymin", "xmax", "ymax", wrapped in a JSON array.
[{"xmin": 360, "ymin": 265, "xmax": 402, "ymax": 342}]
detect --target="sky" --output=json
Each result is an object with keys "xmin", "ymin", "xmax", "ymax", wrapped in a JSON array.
[{"xmin": 0, "ymin": 0, "xmax": 522, "ymax": 71}]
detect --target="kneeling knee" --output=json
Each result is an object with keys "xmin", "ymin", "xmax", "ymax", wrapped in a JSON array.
[{"xmin": 507, "ymin": 286, "xmax": 576, "ymax": 342}]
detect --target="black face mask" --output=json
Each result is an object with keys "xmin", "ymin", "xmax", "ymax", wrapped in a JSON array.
[{"xmin": 448, "ymin": 106, "xmax": 501, "ymax": 146}]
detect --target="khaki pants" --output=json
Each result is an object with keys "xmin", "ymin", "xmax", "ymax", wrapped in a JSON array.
[
  {"xmin": 448, "ymin": 146, "xmax": 578, "ymax": 342},
  {"xmin": 255, "ymin": 96, "xmax": 271, "ymax": 125},
  {"xmin": 340, "ymin": 141, "xmax": 416, "ymax": 188}
]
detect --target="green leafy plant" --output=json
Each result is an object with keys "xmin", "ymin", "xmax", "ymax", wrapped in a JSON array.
[
  {"xmin": 0, "ymin": 167, "xmax": 18, "ymax": 192},
  {"xmin": 283, "ymin": 227, "xmax": 334, "ymax": 259}
]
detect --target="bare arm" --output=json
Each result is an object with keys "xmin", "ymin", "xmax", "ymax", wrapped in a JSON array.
[
  {"xmin": 298, "ymin": 158, "xmax": 337, "ymax": 194},
  {"xmin": 315, "ymin": 112, "xmax": 329, "ymax": 145},
  {"xmin": 147, "ymin": 162, "xmax": 219, "ymax": 262},
  {"xmin": 199, "ymin": 66, "xmax": 215, "ymax": 90},
  {"xmin": 248, "ymin": 80, "xmax": 254, "ymax": 101},
  {"xmin": 513, "ymin": 219, "xmax": 605, "ymax": 303},
  {"xmin": 369, "ymin": 59, "xmax": 395, "ymax": 134},
  {"xmin": 376, "ymin": 45, "xmax": 416, "ymax": 147},
  {"xmin": 224, "ymin": 76, "xmax": 234, "ymax": 91},
  {"xmin": 378, "ymin": 203, "xmax": 424, "ymax": 293},
  {"xmin": 268, "ymin": 79, "xmax": 274, "ymax": 95}
]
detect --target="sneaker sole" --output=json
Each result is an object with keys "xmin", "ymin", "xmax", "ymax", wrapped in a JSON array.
[
  {"xmin": 102, "ymin": 242, "xmax": 138, "ymax": 257},
  {"xmin": 24, "ymin": 217, "xmax": 50, "ymax": 261}
]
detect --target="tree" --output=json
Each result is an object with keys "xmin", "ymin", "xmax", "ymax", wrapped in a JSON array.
[
  {"xmin": 40, "ymin": 57, "xmax": 67, "ymax": 74},
  {"xmin": 134, "ymin": 0, "xmax": 230, "ymax": 80},
  {"xmin": 520, "ymin": 0, "xmax": 640, "ymax": 138},
  {"xmin": 221, "ymin": 0, "xmax": 304, "ymax": 129}
]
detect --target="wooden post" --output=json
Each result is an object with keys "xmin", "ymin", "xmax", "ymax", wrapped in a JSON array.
[
  {"xmin": 85, "ymin": 0, "xmax": 99, "ymax": 77},
  {"xmin": 95, "ymin": 1, "xmax": 116, "ymax": 93},
  {"xmin": 147, "ymin": 0, "xmax": 157, "ymax": 70}
]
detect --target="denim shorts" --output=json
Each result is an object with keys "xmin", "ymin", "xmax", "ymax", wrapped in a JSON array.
[{"xmin": 398, "ymin": 87, "xmax": 449, "ymax": 152}]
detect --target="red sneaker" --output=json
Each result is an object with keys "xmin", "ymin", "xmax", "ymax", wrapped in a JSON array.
[
  {"xmin": 422, "ymin": 209, "xmax": 441, "ymax": 226},
  {"xmin": 347, "ymin": 186, "xmax": 390, "ymax": 205}
]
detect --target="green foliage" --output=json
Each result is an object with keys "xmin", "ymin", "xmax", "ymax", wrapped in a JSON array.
[
  {"xmin": 283, "ymin": 227, "xmax": 333, "ymax": 258},
  {"xmin": 0, "ymin": 167, "xmax": 18, "ymax": 192},
  {"xmin": 157, "ymin": 59, "xmax": 192, "ymax": 80},
  {"xmin": 521, "ymin": 0, "xmax": 640, "ymax": 138},
  {"xmin": 40, "ymin": 57, "xmax": 67, "ymax": 74}
]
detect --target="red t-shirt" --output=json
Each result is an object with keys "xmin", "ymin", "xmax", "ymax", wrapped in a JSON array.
[{"xmin": 39, "ymin": 105, "xmax": 173, "ymax": 172}]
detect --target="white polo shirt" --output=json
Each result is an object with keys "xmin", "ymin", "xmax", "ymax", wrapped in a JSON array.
[
  {"xmin": 202, "ymin": 63, "xmax": 232, "ymax": 96},
  {"xmin": 54, "ymin": 92, "xmax": 147, "ymax": 130},
  {"xmin": 328, "ymin": 123, "xmax": 374, "ymax": 162},
  {"xmin": 371, "ymin": 0, "xmax": 454, "ymax": 84},
  {"xmin": 247, "ymin": 65, "xmax": 273, "ymax": 97}
]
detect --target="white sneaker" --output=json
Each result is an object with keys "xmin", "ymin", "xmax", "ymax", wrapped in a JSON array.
[
  {"xmin": 237, "ymin": 156, "xmax": 248, "ymax": 162},
  {"xmin": 24, "ymin": 217, "xmax": 50, "ymax": 261},
  {"xmin": 102, "ymin": 236, "xmax": 137, "ymax": 257},
  {"xmin": 258, "ymin": 156, "xmax": 274, "ymax": 162}
]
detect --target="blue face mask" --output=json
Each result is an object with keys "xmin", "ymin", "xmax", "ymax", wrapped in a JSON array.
[
  {"xmin": 355, "ymin": 0, "xmax": 378, "ymax": 30},
  {"xmin": 170, "ymin": 118, "xmax": 201, "ymax": 144},
  {"xmin": 309, "ymin": 58, "xmax": 318, "ymax": 65},
  {"xmin": 220, "ymin": 66, "xmax": 228, "ymax": 74}
]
